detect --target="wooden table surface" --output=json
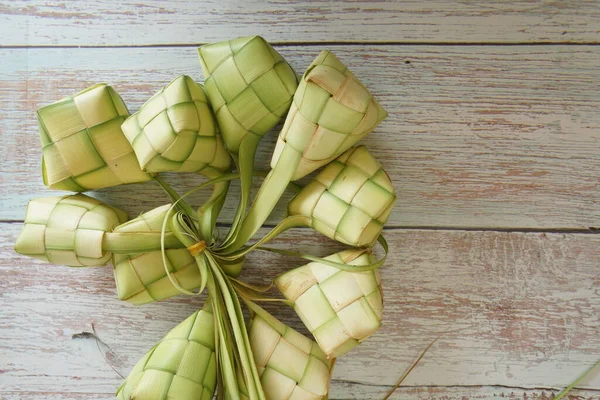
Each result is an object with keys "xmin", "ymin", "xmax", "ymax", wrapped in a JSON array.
[{"xmin": 1, "ymin": 1, "xmax": 599, "ymax": 399}]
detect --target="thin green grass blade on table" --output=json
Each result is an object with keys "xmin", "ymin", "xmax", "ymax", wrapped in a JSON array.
[
  {"xmin": 38, "ymin": 84, "xmax": 150, "ymax": 191},
  {"xmin": 198, "ymin": 36, "xmax": 298, "ymax": 249},
  {"xmin": 224, "ymin": 51, "xmax": 387, "ymax": 252},
  {"xmin": 288, "ymin": 146, "xmax": 396, "ymax": 248},
  {"xmin": 383, "ymin": 332, "xmax": 445, "ymax": 400},
  {"xmin": 275, "ymin": 249, "xmax": 383, "ymax": 358},
  {"xmin": 117, "ymin": 303, "xmax": 217, "ymax": 400},
  {"xmin": 14, "ymin": 194, "xmax": 127, "ymax": 267},
  {"xmin": 246, "ymin": 302, "xmax": 334, "ymax": 400},
  {"xmin": 554, "ymin": 359, "xmax": 600, "ymax": 400}
]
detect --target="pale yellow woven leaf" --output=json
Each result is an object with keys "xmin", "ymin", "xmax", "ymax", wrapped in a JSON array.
[
  {"xmin": 14, "ymin": 194, "xmax": 127, "ymax": 267},
  {"xmin": 38, "ymin": 84, "xmax": 150, "ymax": 191},
  {"xmin": 276, "ymin": 249, "xmax": 383, "ymax": 358},
  {"xmin": 271, "ymin": 51, "xmax": 387, "ymax": 181},
  {"xmin": 288, "ymin": 146, "xmax": 396, "ymax": 247}
]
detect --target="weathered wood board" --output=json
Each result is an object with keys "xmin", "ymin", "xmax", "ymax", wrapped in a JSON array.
[
  {"xmin": 2, "ymin": 1, "xmax": 600, "ymax": 399},
  {"xmin": 2, "ymin": 1, "xmax": 600, "ymax": 46},
  {"xmin": 2, "ymin": 45, "xmax": 599, "ymax": 229},
  {"xmin": 1, "ymin": 225, "xmax": 599, "ymax": 399}
]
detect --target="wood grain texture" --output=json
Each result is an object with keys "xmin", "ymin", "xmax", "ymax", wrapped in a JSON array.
[
  {"xmin": 2, "ymin": 387, "xmax": 600, "ymax": 400},
  {"xmin": 1, "ymin": 45, "xmax": 599, "ymax": 229},
  {"xmin": 2, "ymin": 3, "xmax": 600, "ymax": 399},
  {"xmin": 1, "ymin": 224, "xmax": 599, "ymax": 399},
  {"xmin": 1, "ymin": 0, "xmax": 600, "ymax": 46}
]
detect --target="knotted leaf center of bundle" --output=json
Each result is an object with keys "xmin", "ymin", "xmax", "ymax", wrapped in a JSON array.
[{"xmin": 187, "ymin": 240, "xmax": 207, "ymax": 257}]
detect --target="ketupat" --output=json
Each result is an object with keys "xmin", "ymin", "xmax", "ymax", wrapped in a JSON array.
[
  {"xmin": 113, "ymin": 248, "xmax": 201, "ymax": 305},
  {"xmin": 247, "ymin": 305, "xmax": 334, "ymax": 400},
  {"xmin": 14, "ymin": 194, "xmax": 127, "ymax": 266},
  {"xmin": 272, "ymin": 50, "xmax": 387, "ymax": 181},
  {"xmin": 220, "ymin": 146, "xmax": 396, "ymax": 260},
  {"xmin": 288, "ymin": 146, "xmax": 396, "ymax": 248},
  {"xmin": 198, "ymin": 36, "xmax": 297, "ymax": 155},
  {"xmin": 111, "ymin": 204, "xmax": 206, "ymax": 304},
  {"xmin": 14, "ymin": 36, "xmax": 396, "ymax": 400},
  {"xmin": 121, "ymin": 75, "xmax": 231, "ymax": 175},
  {"xmin": 275, "ymin": 249, "xmax": 383, "ymax": 358},
  {"xmin": 104, "ymin": 204, "xmax": 186, "ymax": 253},
  {"xmin": 117, "ymin": 304, "xmax": 217, "ymax": 400},
  {"xmin": 38, "ymin": 84, "xmax": 150, "ymax": 191}
]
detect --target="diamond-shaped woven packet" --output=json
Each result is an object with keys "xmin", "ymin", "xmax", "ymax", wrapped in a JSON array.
[
  {"xmin": 248, "ymin": 307, "xmax": 334, "ymax": 400},
  {"xmin": 38, "ymin": 84, "xmax": 150, "ymax": 191},
  {"xmin": 198, "ymin": 36, "xmax": 298, "ymax": 154},
  {"xmin": 121, "ymin": 75, "xmax": 231, "ymax": 174},
  {"xmin": 275, "ymin": 249, "xmax": 383, "ymax": 358},
  {"xmin": 288, "ymin": 146, "xmax": 396, "ymax": 247},
  {"xmin": 14, "ymin": 194, "xmax": 127, "ymax": 267},
  {"xmin": 117, "ymin": 304, "xmax": 217, "ymax": 400},
  {"xmin": 110, "ymin": 204, "xmax": 202, "ymax": 304},
  {"xmin": 113, "ymin": 248, "xmax": 201, "ymax": 305},
  {"xmin": 271, "ymin": 50, "xmax": 387, "ymax": 181}
]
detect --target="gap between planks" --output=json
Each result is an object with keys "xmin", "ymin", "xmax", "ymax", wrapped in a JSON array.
[
  {"xmin": 1, "ymin": 219, "xmax": 599, "ymax": 234},
  {"xmin": 3, "ymin": 41, "xmax": 600, "ymax": 49},
  {"xmin": 332, "ymin": 380, "xmax": 600, "ymax": 393}
]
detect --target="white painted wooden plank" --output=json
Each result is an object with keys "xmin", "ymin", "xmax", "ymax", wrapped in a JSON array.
[
  {"xmin": 1, "ymin": 1, "xmax": 599, "ymax": 46},
  {"xmin": 1, "ymin": 45, "xmax": 599, "ymax": 229},
  {"xmin": 2, "ymin": 387, "xmax": 600, "ymax": 400},
  {"xmin": 1, "ymin": 225, "xmax": 599, "ymax": 399}
]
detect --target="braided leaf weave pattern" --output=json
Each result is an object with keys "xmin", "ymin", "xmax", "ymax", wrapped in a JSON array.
[
  {"xmin": 38, "ymin": 84, "xmax": 150, "ymax": 191},
  {"xmin": 249, "ymin": 313, "xmax": 333, "ymax": 400},
  {"xmin": 288, "ymin": 146, "xmax": 396, "ymax": 247},
  {"xmin": 271, "ymin": 50, "xmax": 387, "ymax": 181},
  {"xmin": 275, "ymin": 250, "xmax": 383, "ymax": 358},
  {"xmin": 14, "ymin": 194, "xmax": 127, "ymax": 267},
  {"xmin": 111, "ymin": 204, "xmax": 203, "ymax": 304},
  {"xmin": 198, "ymin": 36, "xmax": 298, "ymax": 153},
  {"xmin": 113, "ymin": 248, "xmax": 201, "ymax": 305},
  {"xmin": 117, "ymin": 308, "xmax": 217, "ymax": 400},
  {"xmin": 121, "ymin": 75, "xmax": 231, "ymax": 174}
]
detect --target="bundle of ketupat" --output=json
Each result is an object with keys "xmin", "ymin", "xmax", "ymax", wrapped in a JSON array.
[{"xmin": 15, "ymin": 36, "xmax": 397, "ymax": 400}]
